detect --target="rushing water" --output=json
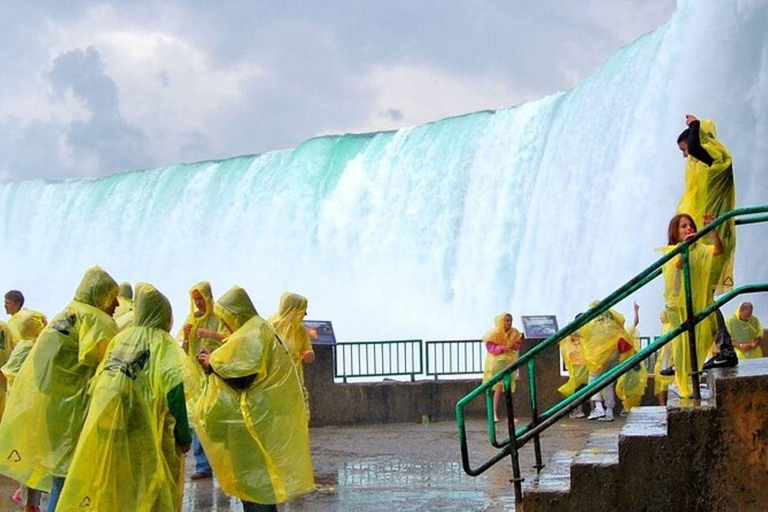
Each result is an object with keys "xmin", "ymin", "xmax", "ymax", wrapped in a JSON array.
[{"xmin": 1, "ymin": 0, "xmax": 767, "ymax": 340}]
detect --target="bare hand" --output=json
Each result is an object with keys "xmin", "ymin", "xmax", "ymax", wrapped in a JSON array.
[
  {"xmin": 685, "ymin": 114, "xmax": 698, "ymax": 126},
  {"xmin": 301, "ymin": 351, "xmax": 315, "ymax": 364},
  {"xmin": 702, "ymin": 214, "xmax": 715, "ymax": 226},
  {"xmin": 196, "ymin": 328, "xmax": 219, "ymax": 339},
  {"xmin": 633, "ymin": 302, "xmax": 640, "ymax": 313},
  {"xmin": 196, "ymin": 347, "xmax": 212, "ymax": 372},
  {"xmin": 183, "ymin": 324, "xmax": 192, "ymax": 340}
]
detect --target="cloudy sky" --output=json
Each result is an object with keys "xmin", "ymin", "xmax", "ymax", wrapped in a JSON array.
[{"xmin": 0, "ymin": 0, "xmax": 675, "ymax": 180}]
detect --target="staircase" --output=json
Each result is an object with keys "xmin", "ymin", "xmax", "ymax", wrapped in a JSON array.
[{"xmin": 523, "ymin": 358, "xmax": 768, "ymax": 511}]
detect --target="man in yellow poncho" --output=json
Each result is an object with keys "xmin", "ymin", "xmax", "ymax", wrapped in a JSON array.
[
  {"xmin": 0, "ymin": 267, "xmax": 119, "ymax": 511},
  {"xmin": 195, "ymin": 287, "xmax": 314, "ymax": 511},
  {"xmin": 482, "ymin": 313, "xmax": 523, "ymax": 423},
  {"xmin": 580, "ymin": 302, "xmax": 635, "ymax": 422},
  {"xmin": 727, "ymin": 302, "xmax": 763, "ymax": 359},
  {"xmin": 114, "ymin": 281, "xmax": 135, "ymax": 330},
  {"xmin": 177, "ymin": 281, "xmax": 225, "ymax": 480},
  {"xmin": 676, "ymin": 114, "xmax": 738, "ymax": 370},
  {"xmin": 267, "ymin": 292, "xmax": 314, "ymax": 389},
  {"xmin": 56, "ymin": 284, "xmax": 192, "ymax": 512},
  {"xmin": 2, "ymin": 310, "xmax": 47, "ymax": 512}
]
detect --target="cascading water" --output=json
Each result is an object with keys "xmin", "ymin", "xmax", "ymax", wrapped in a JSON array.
[{"xmin": 1, "ymin": 0, "xmax": 767, "ymax": 340}]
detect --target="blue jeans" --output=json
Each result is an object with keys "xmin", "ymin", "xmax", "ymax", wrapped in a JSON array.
[
  {"xmin": 47, "ymin": 476, "xmax": 66, "ymax": 512},
  {"xmin": 193, "ymin": 431, "xmax": 212, "ymax": 475},
  {"xmin": 242, "ymin": 501, "xmax": 278, "ymax": 512}
]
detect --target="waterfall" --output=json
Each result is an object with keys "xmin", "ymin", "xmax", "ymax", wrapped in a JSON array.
[{"xmin": 2, "ymin": 0, "xmax": 767, "ymax": 340}]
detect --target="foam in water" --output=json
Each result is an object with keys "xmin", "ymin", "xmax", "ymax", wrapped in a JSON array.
[{"xmin": 1, "ymin": 0, "xmax": 767, "ymax": 340}]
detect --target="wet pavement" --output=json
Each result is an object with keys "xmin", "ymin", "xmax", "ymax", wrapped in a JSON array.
[{"xmin": 0, "ymin": 416, "xmax": 622, "ymax": 511}]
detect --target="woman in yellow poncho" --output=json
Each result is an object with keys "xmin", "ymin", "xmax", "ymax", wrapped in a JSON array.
[
  {"xmin": 114, "ymin": 282, "xmax": 135, "ymax": 331},
  {"xmin": 267, "ymin": 292, "xmax": 314, "ymax": 389},
  {"xmin": 0, "ymin": 267, "xmax": 119, "ymax": 510},
  {"xmin": 177, "ymin": 281, "xmax": 224, "ymax": 480},
  {"xmin": 56, "ymin": 284, "xmax": 192, "ymax": 512},
  {"xmin": 662, "ymin": 213, "xmax": 723, "ymax": 398},
  {"xmin": 653, "ymin": 311, "xmax": 675, "ymax": 405},
  {"xmin": 727, "ymin": 302, "xmax": 763, "ymax": 359},
  {"xmin": 1, "ymin": 309, "xmax": 47, "ymax": 512},
  {"xmin": 558, "ymin": 330, "xmax": 589, "ymax": 419},
  {"xmin": 482, "ymin": 313, "xmax": 523, "ymax": 422},
  {"xmin": 195, "ymin": 287, "xmax": 314, "ymax": 511},
  {"xmin": 615, "ymin": 304, "xmax": 648, "ymax": 415}
]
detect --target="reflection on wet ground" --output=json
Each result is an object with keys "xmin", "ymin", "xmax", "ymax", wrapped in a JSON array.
[{"xmin": 0, "ymin": 417, "xmax": 621, "ymax": 511}]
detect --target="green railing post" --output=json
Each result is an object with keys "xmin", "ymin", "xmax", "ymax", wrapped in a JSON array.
[
  {"xmin": 681, "ymin": 245, "xmax": 702, "ymax": 400},
  {"xmin": 502, "ymin": 374, "xmax": 524, "ymax": 502},
  {"xmin": 527, "ymin": 358, "xmax": 544, "ymax": 472}
]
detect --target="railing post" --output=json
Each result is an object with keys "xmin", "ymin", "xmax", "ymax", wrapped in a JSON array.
[
  {"xmin": 502, "ymin": 373, "xmax": 524, "ymax": 503},
  {"xmin": 681, "ymin": 246, "xmax": 702, "ymax": 400},
  {"xmin": 527, "ymin": 358, "xmax": 544, "ymax": 472}
]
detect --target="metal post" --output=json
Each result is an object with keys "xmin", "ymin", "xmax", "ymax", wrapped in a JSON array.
[
  {"xmin": 681, "ymin": 246, "xmax": 702, "ymax": 400},
  {"xmin": 527, "ymin": 359, "xmax": 544, "ymax": 472},
  {"xmin": 503, "ymin": 374, "xmax": 524, "ymax": 502}
]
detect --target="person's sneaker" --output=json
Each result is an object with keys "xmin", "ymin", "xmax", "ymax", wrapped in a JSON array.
[
  {"xmin": 569, "ymin": 410, "xmax": 586, "ymax": 419},
  {"xmin": 587, "ymin": 405, "xmax": 605, "ymax": 420},
  {"xmin": 702, "ymin": 352, "xmax": 738, "ymax": 370},
  {"xmin": 659, "ymin": 366, "xmax": 675, "ymax": 376},
  {"xmin": 598, "ymin": 410, "xmax": 615, "ymax": 422},
  {"xmin": 620, "ymin": 409, "xmax": 629, "ymax": 418},
  {"xmin": 191, "ymin": 471, "xmax": 213, "ymax": 481}
]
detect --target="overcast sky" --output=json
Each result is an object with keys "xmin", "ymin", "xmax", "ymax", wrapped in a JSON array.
[{"xmin": 0, "ymin": 0, "xmax": 676, "ymax": 180}]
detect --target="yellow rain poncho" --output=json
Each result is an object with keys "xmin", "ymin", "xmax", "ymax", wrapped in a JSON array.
[
  {"xmin": 1, "ymin": 310, "xmax": 47, "ymax": 390},
  {"xmin": 482, "ymin": 313, "xmax": 523, "ymax": 392},
  {"xmin": 727, "ymin": 303, "xmax": 763, "ymax": 359},
  {"xmin": 677, "ymin": 119, "xmax": 735, "ymax": 294},
  {"xmin": 0, "ymin": 267, "xmax": 119, "ymax": 491},
  {"xmin": 7, "ymin": 309, "xmax": 47, "ymax": 350},
  {"xmin": 615, "ymin": 326, "xmax": 648, "ymax": 411},
  {"xmin": 267, "ymin": 293, "xmax": 313, "ymax": 387},
  {"xmin": 194, "ymin": 312, "xmax": 314, "ymax": 504},
  {"xmin": 0, "ymin": 322, "xmax": 14, "ymax": 419},
  {"xmin": 57, "ymin": 284, "xmax": 191, "ymax": 512},
  {"xmin": 114, "ymin": 282, "xmax": 134, "ymax": 319},
  {"xmin": 580, "ymin": 304, "xmax": 629, "ymax": 375},
  {"xmin": 653, "ymin": 312, "xmax": 675, "ymax": 395},
  {"xmin": 558, "ymin": 333, "xmax": 589, "ymax": 397},
  {"xmin": 662, "ymin": 244, "xmax": 716, "ymax": 398}
]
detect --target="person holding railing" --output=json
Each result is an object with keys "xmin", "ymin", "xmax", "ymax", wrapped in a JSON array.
[
  {"xmin": 482, "ymin": 313, "xmax": 523, "ymax": 422},
  {"xmin": 662, "ymin": 214, "xmax": 724, "ymax": 398},
  {"xmin": 676, "ymin": 114, "xmax": 738, "ymax": 370},
  {"xmin": 727, "ymin": 302, "xmax": 763, "ymax": 359}
]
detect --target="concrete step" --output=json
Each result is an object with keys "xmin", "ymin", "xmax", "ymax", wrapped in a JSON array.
[
  {"xmin": 523, "ymin": 450, "xmax": 576, "ymax": 511},
  {"xmin": 569, "ymin": 428, "xmax": 620, "ymax": 509}
]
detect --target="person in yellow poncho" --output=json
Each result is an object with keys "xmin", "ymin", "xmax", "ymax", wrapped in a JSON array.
[
  {"xmin": 56, "ymin": 284, "xmax": 192, "ymax": 512},
  {"xmin": 727, "ymin": 302, "xmax": 763, "ymax": 359},
  {"xmin": 661, "ymin": 214, "xmax": 723, "ymax": 398},
  {"xmin": 114, "ymin": 281, "xmax": 135, "ymax": 331},
  {"xmin": 267, "ymin": 292, "xmax": 314, "ymax": 389},
  {"xmin": 676, "ymin": 114, "xmax": 738, "ymax": 370},
  {"xmin": 558, "ymin": 328, "xmax": 589, "ymax": 419},
  {"xmin": 482, "ymin": 313, "xmax": 523, "ymax": 422},
  {"xmin": 0, "ymin": 321, "xmax": 13, "ymax": 420},
  {"xmin": 1, "ymin": 310, "xmax": 47, "ymax": 512},
  {"xmin": 653, "ymin": 311, "xmax": 675, "ymax": 406},
  {"xmin": 615, "ymin": 303, "xmax": 648, "ymax": 416},
  {"xmin": 580, "ymin": 302, "xmax": 634, "ymax": 422},
  {"xmin": 0, "ymin": 266, "xmax": 119, "ymax": 512},
  {"xmin": 177, "ymin": 281, "xmax": 225, "ymax": 480},
  {"xmin": 194, "ymin": 287, "xmax": 314, "ymax": 512}
]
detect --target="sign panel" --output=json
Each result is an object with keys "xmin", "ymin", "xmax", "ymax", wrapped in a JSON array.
[
  {"xmin": 521, "ymin": 315, "xmax": 559, "ymax": 340},
  {"xmin": 303, "ymin": 320, "xmax": 337, "ymax": 345}
]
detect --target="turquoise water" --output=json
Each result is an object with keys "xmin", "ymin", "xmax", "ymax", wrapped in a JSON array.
[{"xmin": 1, "ymin": 0, "xmax": 767, "ymax": 339}]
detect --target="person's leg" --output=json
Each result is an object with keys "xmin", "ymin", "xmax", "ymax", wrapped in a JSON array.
[
  {"xmin": 587, "ymin": 373, "xmax": 605, "ymax": 419},
  {"xmin": 46, "ymin": 477, "xmax": 66, "ymax": 512},
  {"xmin": 192, "ymin": 431, "xmax": 212, "ymax": 478},
  {"xmin": 703, "ymin": 309, "xmax": 738, "ymax": 369},
  {"xmin": 493, "ymin": 386, "xmax": 502, "ymax": 421},
  {"xmin": 242, "ymin": 500, "xmax": 278, "ymax": 512},
  {"xmin": 599, "ymin": 382, "xmax": 616, "ymax": 421}
]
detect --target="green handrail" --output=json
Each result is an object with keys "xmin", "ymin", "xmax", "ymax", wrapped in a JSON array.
[{"xmin": 455, "ymin": 205, "xmax": 768, "ymax": 501}]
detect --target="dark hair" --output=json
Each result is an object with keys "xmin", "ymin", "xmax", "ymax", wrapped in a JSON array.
[
  {"xmin": 677, "ymin": 129, "xmax": 690, "ymax": 144},
  {"xmin": 4, "ymin": 290, "xmax": 24, "ymax": 307},
  {"xmin": 668, "ymin": 213, "xmax": 697, "ymax": 245}
]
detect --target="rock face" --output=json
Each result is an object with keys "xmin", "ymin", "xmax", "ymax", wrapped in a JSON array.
[{"xmin": 524, "ymin": 358, "xmax": 768, "ymax": 511}]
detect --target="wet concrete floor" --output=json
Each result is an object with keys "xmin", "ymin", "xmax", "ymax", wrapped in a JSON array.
[{"xmin": 0, "ymin": 416, "xmax": 622, "ymax": 511}]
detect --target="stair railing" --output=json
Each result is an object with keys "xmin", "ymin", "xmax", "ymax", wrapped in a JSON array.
[{"xmin": 455, "ymin": 205, "xmax": 768, "ymax": 502}]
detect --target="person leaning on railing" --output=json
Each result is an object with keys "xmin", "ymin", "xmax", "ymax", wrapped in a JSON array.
[
  {"xmin": 482, "ymin": 313, "xmax": 523, "ymax": 423},
  {"xmin": 727, "ymin": 302, "xmax": 763, "ymax": 359}
]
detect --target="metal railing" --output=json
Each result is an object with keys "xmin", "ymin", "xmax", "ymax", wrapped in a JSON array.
[
  {"xmin": 455, "ymin": 205, "xmax": 768, "ymax": 502},
  {"xmin": 333, "ymin": 339, "xmax": 423, "ymax": 382},
  {"xmin": 425, "ymin": 339, "xmax": 484, "ymax": 378}
]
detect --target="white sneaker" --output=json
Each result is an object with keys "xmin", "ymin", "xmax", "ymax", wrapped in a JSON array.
[
  {"xmin": 587, "ymin": 406, "xmax": 605, "ymax": 420},
  {"xmin": 569, "ymin": 410, "xmax": 586, "ymax": 419},
  {"xmin": 598, "ymin": 410, "xmax": 615, "ymax": 422}
]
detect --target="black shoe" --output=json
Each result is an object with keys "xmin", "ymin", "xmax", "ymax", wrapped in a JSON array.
[
  {"xmin": 702, "ymin": 352, "xmax": 738, "ymax": 370},
  {"xmin": 659, "ymin": 366, "xmax": 675, "ymax": 376}
]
